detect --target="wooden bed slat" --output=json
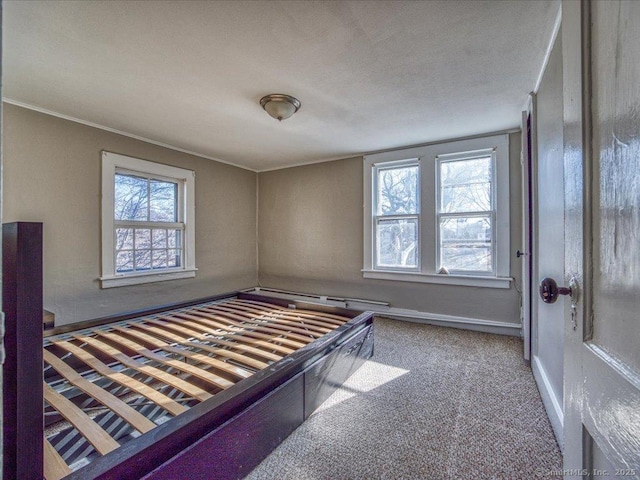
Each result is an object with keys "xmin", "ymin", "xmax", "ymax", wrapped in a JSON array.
[
  {"xmin": 211, "ymin": 332, "xmax": 296, "ymax": 355},
  {"xmin": 162, "ymin": 345, "xmax": 253, "ymax": 379},
  {"xmin": 119, "ymin": 323, "xmax": 188, "ymax": 345},
  {"xmin": 110, "ymin": 324, "xmax": 253, "ymax": 379},
  {"xmin": 52, "ymin": 340, "xmax": 187, "ymax": 417},
  {"xmin": 186, "ymin": 338, "xmax": 284, "ymax": 362},
  {"xmin": 183, "ymin": 310, "xmax": 308, "ymax": 349},
  {"xmin": 146, "ymin": 316, "xmax": 291, "ymax": 363},
  {"xmin": 152, "ymin": 314, "xmax": 235, "ymax": 341},
  {"xmin": 112, "ymin": 324, "xmax": 175, "ymax": 349},
  {"xmin": 74, "ymin": 335, "xmax": 213, "ymax": 402},
  {"xmin": 216, "ymin": 302, "xmax": 336, "ymax": 334},
  {"xmin": 222, "ymin": 302, "xmax": 337, "ymax": 331},
  {"xmin": 170, "ymin": 313, "xmax": 298, "ymax": 355},
  {"xmin": 182, "ymin": 341, "xmax": 270, "ymax": 369},
  {"xmin": 232, "ymin": 299, "xmax": 348, "ymax": 324},
  {"xmin": 143, "ymin": 316, "xmax": 235, "ymax": 343},
  {"xmin": 202, "ymin": 304, "xmax": 326, "ymax": 338},
  {"xmin": 44, "ymin": 350, "xmax": 156, "ymax": 434},
  {"xmin": 198, "ymin": 306, "xmax": 318, "ymax": 343},
  {"xmin": 185, "ymin": 319, "xmax": 297, "ymax": 358},
  {"xmin": 135, "ymin": 317, "xmax": 275, "ymax": 368},
  {"xmin": 44, "ymin": 438, "xmax": 73, "ymax": 480},
  {"xmin": 94, "ymin": 331, "xmax": 236, "ymax": 390},
  {"xmin": 146, "ymin": 316, "xmax": 214, "ymax": 339},
  {"xmin": 44, "ymin": 383, "xmax": 120, "ymax": 456}
]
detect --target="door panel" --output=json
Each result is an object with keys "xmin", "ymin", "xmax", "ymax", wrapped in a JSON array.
[
  {"xmin": 563, "ymin": 0, "xmax": 640, "ymax": 476},
  {"xmin": 587, "ymin": 0, "xmax": 640, "ymax": 472},
  {"xmin": 591, "ymin": 0, "xmax": 640, "ymax": 380},
  {"xmin": 582, "ymin": 344, "xmax": 640, "ymax": 471}
]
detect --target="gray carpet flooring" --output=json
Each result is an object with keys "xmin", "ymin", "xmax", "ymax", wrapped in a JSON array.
[{"xmin": 246, "ymin": 317, "xmax": 562, "ymax": 480}]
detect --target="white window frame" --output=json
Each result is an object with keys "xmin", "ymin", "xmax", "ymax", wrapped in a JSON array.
[
  {"xmin": 436, "ymin": 149, "xmax": 497, "ymax": 276},
  {"xmin": 100, "ymin": 151, "xmax": 196, "ymax": 288},
  {"xmin": 363, "ymin": 134, "xmax": 511, "ymax": 289},
  {"xmin": 372, "ymin": 158, "xmax": 421, "ymax": 271}
]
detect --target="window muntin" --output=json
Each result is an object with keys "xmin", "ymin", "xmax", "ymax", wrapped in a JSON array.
[
  {"xmin": 101, "ymin": 152, "xmax": 196, "ymax": 288},
  {"xmin": 437, "ymin": 154, "xmax": 495, "ymax": 275},
  {"xmin": 373, "ymin": 162, "xmax": 419, "ymax": 270}
]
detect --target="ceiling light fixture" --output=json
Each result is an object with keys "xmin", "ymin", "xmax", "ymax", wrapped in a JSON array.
[{"xmin": 260, "ymin": 94, "xmax": 301, "ymax": 121}]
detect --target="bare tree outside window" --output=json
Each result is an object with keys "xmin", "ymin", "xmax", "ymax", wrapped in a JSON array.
[{"xmin": 375, "ymin": 164, "xmax": 419, "ymax": 268}]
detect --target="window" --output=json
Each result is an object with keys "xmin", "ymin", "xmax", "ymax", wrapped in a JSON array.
[
  {"xmin": 374, "ymin": 161, "xmax": 420, "ymax": 270},
  {"xmin": 437, "ymin": 153, "xmax": 494, "ymax": 274},
  {"xmin": 363, "ymin": 134, "xmax": 510, "ymax": 288},
  {"xmin": 101, "ymin": 152, "xmax": 196, "ymax": 288}
]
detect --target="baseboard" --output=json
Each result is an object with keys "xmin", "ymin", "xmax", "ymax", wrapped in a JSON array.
[
  {"xmin": 243, "ymin": 287, "xmax": 522, "ymax": 337},
  {"xmin": 532, "ymin": 355, "xmax": 564, "ymax": 450},
  {"xmin": 375, "ymin": 311, "xmax": 521, "ymax": 337}
]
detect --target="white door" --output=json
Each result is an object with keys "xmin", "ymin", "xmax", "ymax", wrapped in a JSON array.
[
  {"xmin": 563, "ymin": 1, "xmax": 640, "ymax": 476},
  {"xmin": 531, "ymin": 28, "xmax": 565, "ymax": 446}
]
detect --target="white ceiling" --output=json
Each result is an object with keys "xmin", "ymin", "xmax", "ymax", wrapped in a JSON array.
[{"xmin": 3, "ymin": 0, "xmax": 560, "ymax": 172}]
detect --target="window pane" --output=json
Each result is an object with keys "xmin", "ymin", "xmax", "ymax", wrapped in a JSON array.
[
  {"xmin": 376, "ymin": 218, "xmax": 418, "ymax": 268},
  {"xmin": 116, "ymin": 251, "xmax": 134, "ymax": 273},
  {"xmin": 150, "ymin": 180, "xmax": 178, "ymax": 222},
  {"xmin": 151, "ymin": 229, "xmax": 167, "ymax": 249},
  {"xmin": 377, "ymin": 165, "xmax": 418, "ymax": 215},
  {"xmin": 440, "ymin": 216, "xmax": 492, "ymax": 272},
  {"xmin": 116, "ymin": 228, "xmax": 134, "ymax": 250},
  {"xmin": 167, "ymin": 230, "xmax": 181, "ymax": 248},
  {"xmin": 152, "ymin": 250, "xmax": 168, "ymax": 269},
  {"xmin": 135, "ymin": 250, "xmax": 152, "ymax": 271},
  {"xmin": 442, "ymin": 183, "xmax": 491, "ymax": 213},
  {"xmin": 440, "ymin": 157, "xmax": 491, "ymax": 213},
  {"xmin": 135, "ymin": 229, "xmax": 151, "ymax": 249},
  {"xmin": 168, "ymin": 249, "xmax": 182, "ymax": 268},
  {"xmin": 115, "ymin": 174, "xmax": 148, "ymax": 221}
]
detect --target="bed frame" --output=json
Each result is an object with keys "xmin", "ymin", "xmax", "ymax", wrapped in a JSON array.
[{"xmin": 2, "ymin": 222, "xmax": 374, "ymax": 480}]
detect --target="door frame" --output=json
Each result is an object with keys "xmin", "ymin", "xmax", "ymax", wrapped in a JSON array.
[
  {"xmin": 530, "ymin": 84, "xmax": 566, "ymax": 448},
  {"xmin": 521, "ymin": 101, "xmax": 533, "ymax": 363},
  {"xmin": 528, "ymin": 8, "xmax": 566, "ymax": 444},
  {"xmin": 527, "ymin": 1, "xmax": 563, "ymax": 366}
]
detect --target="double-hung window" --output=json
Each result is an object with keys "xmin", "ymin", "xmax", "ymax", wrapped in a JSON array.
[
  {"xmin": 373, "ymin": 160, "xmax": 420, "ymax": 270},
  {"xmin": 437, "ymin": 152, "xmax": 494, "ymax": 274},
  {"xmin": 364, "ymin": 134, "xmax": 510, "ymax": 288},
  {"xmin": 100, "ymin": 152, "xmax": 196, "ymax": 288}
]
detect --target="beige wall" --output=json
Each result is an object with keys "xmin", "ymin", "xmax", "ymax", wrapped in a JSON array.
[
  {"xmin": 258, "ymin": 132, "xmax": 523, "ymax": 325},
  {"xmin": 3, "ymin": 104, "xmax": 257, "ymax": 325},
  {"xmin": 3, "ymin": 103, "xmax": 522, "ymax": 327}
]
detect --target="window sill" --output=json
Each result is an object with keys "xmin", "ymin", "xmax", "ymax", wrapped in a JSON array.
[
  {"xmin": 361, "ymin": 269, "xmax": 512, "ymax": 289},
  {"xmin": 100, "ymin": 268, "xmax": 197, "ymax": 289}
]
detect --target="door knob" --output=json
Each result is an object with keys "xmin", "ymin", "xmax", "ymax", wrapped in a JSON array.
[{"xmin": 539, "ymin": 277, "xmax": 579, "ymax": 304}]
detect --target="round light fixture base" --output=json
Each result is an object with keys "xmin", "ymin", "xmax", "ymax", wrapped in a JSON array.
[{"xmin": 260, "ymin": 94, "xmax": 301, "ymax": 121}]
